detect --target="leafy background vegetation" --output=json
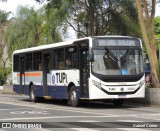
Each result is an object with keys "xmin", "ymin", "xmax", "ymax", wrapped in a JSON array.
[{"xmin": 0, "ymin": 0, "xmax": 160, "ymax": 86}]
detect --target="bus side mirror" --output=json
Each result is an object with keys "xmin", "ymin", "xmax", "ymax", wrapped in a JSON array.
[{"xmin": 88, "ymin": 53, "xmax": 93, "ymax": 62}]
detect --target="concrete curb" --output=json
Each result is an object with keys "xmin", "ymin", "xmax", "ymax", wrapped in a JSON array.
[{"xmin": 127, "ymin": 88, "xmax": 160, "ymax": 105}]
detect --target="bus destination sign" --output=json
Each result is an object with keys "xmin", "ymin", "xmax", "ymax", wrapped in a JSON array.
[{"xmin": 94, "ymin": 39, "xmax": 140, "ymax": 47}]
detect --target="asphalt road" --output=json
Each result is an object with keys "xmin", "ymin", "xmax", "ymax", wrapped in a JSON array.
[{"xmin": 0, "ymin": 94, "xmax": 160, "ymax": 131}]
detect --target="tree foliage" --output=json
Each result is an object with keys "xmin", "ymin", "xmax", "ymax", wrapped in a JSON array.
[
  {"xmin": 36, "ymin": 0, "xmax": 141, "ymax": 38},
  {"xmin": 0, "ymin": 10, "xmax": 12, "ymax": 85},
  {"xmin": 0, "ymin": 66, "xmax": 11, "ymax": 85},
  {"xmin": 4, "ymin": 6, "xmax": 62, "ymax": 57},
  {"xmin": 0, "ymin": 10, "xmax": 11, "ymax": 47},
  {"xmin": 154, "ymin": 16, "xmax": 160, "ymax": 38}
]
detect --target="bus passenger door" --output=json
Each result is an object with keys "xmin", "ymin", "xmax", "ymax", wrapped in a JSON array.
[
  {"xmin": 43, "ymin": 53, "xmax": 50, "ymax": 96},
  {"xmin": 80, "ymin": 48, "xmax": 89, "ymax": 97},
  {"xmin": 20, "ymin": 57, "xmax": 25, "ymax": 94}
]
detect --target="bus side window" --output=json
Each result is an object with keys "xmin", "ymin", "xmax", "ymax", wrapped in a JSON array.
[
  {"xmin": 53, "ymin": 48, "xmax": 64, "ymax": 70},
  {"xmin": 59, "ymin": 61, "xmax": 64, "ymax": 69},
  {"xmin": 13, "ymin": 55, "xmax": 20, "ymax": 72},
  {"xmin": 39, "ymin": 63, "xmax": 43, "ymax": 70},
  {"xmin": 33, "ymin": 52, "xmax": 42, "ymax": 70},
  {"xmin": 26, "ymin": 53, "xmax": 32, "ymax": 71},
  {"xmin": 65, "ymin": 46, "xmax": 78, "ymax": 69}
]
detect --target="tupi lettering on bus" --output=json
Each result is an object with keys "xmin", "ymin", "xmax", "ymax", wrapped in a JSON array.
[{"xmin": 56, "ymin": 72, "xmax": 68, "ymax": 83}]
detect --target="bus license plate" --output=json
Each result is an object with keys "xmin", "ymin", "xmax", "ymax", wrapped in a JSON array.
[{"xmin": 118, "ymin": 95, "xmax": 126, "ymax": 98}]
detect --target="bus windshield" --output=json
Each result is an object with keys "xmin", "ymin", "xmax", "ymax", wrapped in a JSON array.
[{"xmin": 92, "ymin": 49, "xmax": 144, "ymax": 75}]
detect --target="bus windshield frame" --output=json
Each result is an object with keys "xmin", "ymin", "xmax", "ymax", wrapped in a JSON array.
[{"xmin": 91, "ymin": 38, "xmax": 144, "ymax": 77}]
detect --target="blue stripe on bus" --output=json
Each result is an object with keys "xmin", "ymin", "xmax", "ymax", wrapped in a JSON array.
[
  {"xmin": 13, "ymin": 85, "xmax": 81, "ymax": 99},
  {"xmin": 13, "ymin": 85, "xmax": 21, "ymax": 94},
  {"xmin": 48, "ymin": 86, "xmax": 68, "ymax": 99}
]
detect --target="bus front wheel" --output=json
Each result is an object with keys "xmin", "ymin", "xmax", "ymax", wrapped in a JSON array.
[
  {"xmin": 29, "ymin": 85, "xmax": 36, "ymax": 102},
  {"xmin": 113, "ymin": 99, "xmax": 124, "ymax": 107},
  {"xmin": 69, "ymin": 86, "xmax": 81, "ymax": 107}
]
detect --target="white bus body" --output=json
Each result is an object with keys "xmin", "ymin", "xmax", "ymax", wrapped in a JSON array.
[{"xmin": 12, "ymin": 36, "xmax": 145, "ymax": 107}]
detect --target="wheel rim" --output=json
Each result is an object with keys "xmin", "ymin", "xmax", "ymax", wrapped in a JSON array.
[{"xmin": 71, "ymin": 90, "xmax": 76, "ymax": 104}]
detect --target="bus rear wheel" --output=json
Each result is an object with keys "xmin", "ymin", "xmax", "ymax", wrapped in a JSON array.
[
  {"xmin": 69, "ymin": 86, "xmax": 81, "ymax": 107},
  {"xmin": 29, "ymin": 85, "xmax": 36, "ymax": 102},
  {"xmin": 113, "ymin": 99, "xmax": 124, "ymax": 107}
]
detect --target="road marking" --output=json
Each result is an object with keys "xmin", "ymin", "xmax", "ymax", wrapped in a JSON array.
[
  {"xmin": 117, "ymin": 120, "xmax": 144, "ymax": 122},
  {"xmin": 0, "ymin": 101, "xmax": 123, "ymax": 116},
  {"xmin": 0, "ymin": 108, "xmax": 33, "ymax": 111},
  {"xmin": 117, "ymin": 128, "xmax": 151, "ymax": 131},
  {"xmin": 0, "ymin": 115, "xmax": 123, "ymax": 121},
  {"xmin": 2, "ymin": 100, "xmax": 158, "ymax": 119},
  {"xmin": 0, "ymin": 109, "xmax": 15, "ymax": 111},
  {"xmin": 33, "ymin": 128, "xmax": 52, "ymax": 131},
  {"xmin": 2, "ymin": 99, "xmax": 160, "ymax": 121},
  {"xmin": 76, "ymin": 121, "xmax": 150, "ymax": 129},
  {"xmin": 1, "ymin": 99, "xmax": 160, "ymax": 122},
  {"xmin": 132, "ymin": 114, "xmax": 160, "ymax": 121},
  {"xmin": 78, "ymin": 120, "xmax": 100, "ymax": 122},
  {"xmin": 71, "ymin": 128, "xmax": 98, "ymax": 131},
  {"xmin": 42, "ymin": 122, "xmax": 98, "ymax": 131},
  {"xmin": 10, "ymin": 110, "xmax": 50, "ymax": 115}
]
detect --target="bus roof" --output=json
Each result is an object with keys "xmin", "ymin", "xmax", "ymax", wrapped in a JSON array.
[{"xmin": 13, "ymin": 36, "xmax": 137, "ymax": 54}]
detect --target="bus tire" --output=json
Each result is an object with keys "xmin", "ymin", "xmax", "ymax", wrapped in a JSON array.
[
  {"xmin": 29, "ymin": 85, "xmax": 36, "ymax": 102},
  {"xmin": 113, "ymin": 99, "xmax": 124, "ymax": 107},
  {"xmin": 69, "ymin": 86, "xmax": 81, "ymax": 107}
]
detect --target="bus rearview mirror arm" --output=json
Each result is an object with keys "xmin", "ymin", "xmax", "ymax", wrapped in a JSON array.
[{"xmin": 88, "ymin": 53, "xmax": 94, "ymax": 62}]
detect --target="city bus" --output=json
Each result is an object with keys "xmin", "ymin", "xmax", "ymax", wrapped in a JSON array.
[{"xmin": 12, "ymin": 36, "xmax": 145, "ymax": 107}]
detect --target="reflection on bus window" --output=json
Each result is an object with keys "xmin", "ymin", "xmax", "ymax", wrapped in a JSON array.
[
  {"xmin": 92, "ymin": 49, "xmax": 143, "ymax": 75},
  {"xmin": 53, "ymin": 48, "xmax": 64, "ymax": 70}
]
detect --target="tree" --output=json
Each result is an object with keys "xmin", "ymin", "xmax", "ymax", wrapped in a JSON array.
[
  {"xmin": 41, "ymin": 5, "xmax": 63, "ymax": 43},
  {"xmin": 36, "ymin": 0, "xmax": 141, "ymax": 38},
  {"xmin": 136, "ymin": 0, "xmax": 159, "ymax": 88},
  {"xmin": 0, "ymin": 65, "xmax": 11, "ymax": 85},
  {"xmin": 0, "ymin": 10, "xmax": 11, "ymax": 54},
  {"xmin": 0, "ymin": 10, "xmax": 12, "ymax": 85},
  {"xmin": 5, "ymin": 6, "xmax": 62, "ymax": 57}
]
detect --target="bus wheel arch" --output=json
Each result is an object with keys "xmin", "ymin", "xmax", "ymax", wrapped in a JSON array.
[
  {"xmin": 29, "ymin": 82, "xmax": 35, "ymax": 102},
  {"xmin": 68, "ymin": 83, "xmax": 81, "ymax": 107},
  {"xmin": 67, "ymin": 82, "xmax": 75, "ymax": 98}
]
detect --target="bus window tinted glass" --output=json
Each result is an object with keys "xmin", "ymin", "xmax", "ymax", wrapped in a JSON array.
[
  {"xmin": 33, "ymin": 52, "xmax": 42, "ymax": 70},
  {"xmin": 53, "ymin": 48, "xmax": 64, "ymax": 70},
  {"xmin": 13, "ymin": 55, "xmax": 19, "ymax": 72},
  {"xmin": 65, "ymin": 46, "xmax": 78, "ymax": 69},
  {"xmin": 26, "ymin": 53, "xmax": 32, "ymax": 71}
]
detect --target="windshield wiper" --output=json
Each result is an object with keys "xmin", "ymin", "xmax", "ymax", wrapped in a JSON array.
[
  {"xmin": 120, "ymin": 49, "xmax": 130, "ymax": 60},
  {"xmin": 105, "ymin": 47, "xmax": 118, "ymax": 61}
]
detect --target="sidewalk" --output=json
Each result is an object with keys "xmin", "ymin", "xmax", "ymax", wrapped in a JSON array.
[{"xmin": 0, "ymin": 85, "xmax": 16, "ymax": 94}]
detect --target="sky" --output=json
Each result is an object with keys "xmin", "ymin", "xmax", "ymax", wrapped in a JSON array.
[
  {"xmin": 0, "ymin": 0, "xmax": 159, "ymax": 41},
  {"xmin": 0, "ymin": 0, "xmax": 76, "ymax": 40},
  {"xmin": 0, "ymin": 0, "xmax": 44, "ymax": 17},
  {"xmin": 0, "ymin": 0, "xmax": 159, "ymax": 17}
]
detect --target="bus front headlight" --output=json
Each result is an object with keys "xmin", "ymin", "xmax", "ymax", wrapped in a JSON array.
[
  {"xmin": 92, "ymin": 80, "xmax": 102, "ymax": 89},
  {"xmin": 139, "ymin": 80, "xmax": 145, "ymax": 88}
]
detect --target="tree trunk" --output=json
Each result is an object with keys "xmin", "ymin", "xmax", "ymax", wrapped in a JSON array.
[{"xmin": 136, "ymin": 0, "xmax": 160, "ymax": 88}]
